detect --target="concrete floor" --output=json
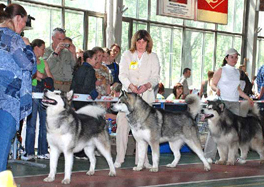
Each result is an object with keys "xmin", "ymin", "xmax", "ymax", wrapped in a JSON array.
[{"xmin": 9, "ymin": 151, "xmax": 264, "ymax": 187}]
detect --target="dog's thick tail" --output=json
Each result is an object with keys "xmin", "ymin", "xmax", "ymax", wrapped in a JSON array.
[
  {"xmin": 240, "ymin": 100, "xmax": 260, "ymax": 117},
  {"xmin": 185, "ymin": 94, "xmax": 201, "ymax": 119},
  {"xmin": 76, "ymin": 105, "xmax": 106, "ymax": 118}
]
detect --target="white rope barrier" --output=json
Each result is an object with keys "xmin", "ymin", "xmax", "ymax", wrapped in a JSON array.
[
  {"xmin": 32, "ymin": 91, "xmax": 264, "ymax": 103},
  {"xmin": 32, "ymin": 92, "xmax": 118, "ymax": 102}
]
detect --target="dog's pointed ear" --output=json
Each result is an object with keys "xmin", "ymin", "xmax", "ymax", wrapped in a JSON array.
[
  {"xmin": 67, "ymin": 90, "xmax": 74, "ymax": 101},
  {"xmin": 121, "ymin": 90, "xmax": 128, "ymax": 98}
]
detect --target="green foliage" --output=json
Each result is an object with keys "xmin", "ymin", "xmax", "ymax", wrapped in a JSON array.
[
  {"xmin": 121, "ymin": 22, "xmax": 130, "ymax": 54},
  {"xmin": 65, "ymin": 10, "xmax": 84, "ymax": 50},
  {"xmin": 23, "ymin": 0, "xmax": 61, "ymax": 5},
  {"xmin": 256, "ymin": 40, "xmax": 264, "ymax": 72},
  {"xmin": 88, "ymin": 17, "xmax": 103, "ymax": 49},
  {"xmin": 19, "ymin": 2, "xmax": 62, "ymax": 46},
  {"xmin": 65, "ymin": 0, "xmax": 105, "ymax": 13}
]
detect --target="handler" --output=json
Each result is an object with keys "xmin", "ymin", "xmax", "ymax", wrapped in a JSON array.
[
  {"xmin": 114, "ymin": 30, "xmax": 160, "ymax": 168},
  {"xmin": 204, "ymin": 48, "xmax": 254, "ymax": 162}
]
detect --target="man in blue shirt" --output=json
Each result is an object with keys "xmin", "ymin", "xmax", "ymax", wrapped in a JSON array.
[{"xmin": 257, "ymin": 65, "xmax": 264, "ymax": 100}]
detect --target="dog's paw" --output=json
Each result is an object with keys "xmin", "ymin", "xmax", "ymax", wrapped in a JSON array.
[
  {"xmin": 215, "ymin": 160, "xmax": 225, "ymax": 165},
  {"xmin": 226, "ymin": 161, "xmax": 235, "ymax": 166},
  {"xmin": 166, "ymin": 163, "xmax": 176, "ymax": 168},
  {"xmin": 149, "ymin": 167, "xmax": 159, "ymax": 172},
  {"xmin": 86, "ymin": 170, "xmax": 95, "ymax": 176},
  {"xmin": 144, "ymin": 163, "xmax": 152, "ymax": 169},
  {"xmin": 236, "ymin": 157, "xmax": 247, "ymax": 164},
  {"xmin": 114, "ymin": 162, "xmax": 121, "ymax": 168},
  {"xmin": 108, "ymin": 171, "xmax": 116, "ymax": 177},
  {"xmin": 61, "ymin": 179, "xmax": 71, "ymax": 184},
  {"xmin": 206, "ymin": 158, "xmax": 213, "ymax": 164},
  {"xmin": 204, "ymin": 165, "xmax": 211, "ymax": 171},
  {"xmin": 43, "ymin": 176, "xmax": 55, "ymax": 182},
  {"xmin": 133, "ymin": 166, "xmax": 143, "ymax": 171}
]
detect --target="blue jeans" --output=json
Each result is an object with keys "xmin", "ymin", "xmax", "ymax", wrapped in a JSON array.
[
  {"xmin": 0, "ymin": 110, "xmax": 16, "ymax": 171},
  {"xmin": 25, "ymin": 90, "xmax": 48, "ymax": 155}
]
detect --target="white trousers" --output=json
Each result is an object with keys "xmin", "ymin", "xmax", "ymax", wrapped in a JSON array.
[{"xmin": 115, "ymin": 112, "xmax": 149, "ymax": 165}]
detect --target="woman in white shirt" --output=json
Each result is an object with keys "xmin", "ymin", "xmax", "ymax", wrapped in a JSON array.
[
  {"xmin": 114, "ymin": 30, "xmax": 160, "ymax": 168},
  {"xmin": 204, "ymin": 48, "xmax": 253, "ymax": 162},
  {"xmin": 211, "ymin": 48, "xmax": 253, "ymax": 110}
]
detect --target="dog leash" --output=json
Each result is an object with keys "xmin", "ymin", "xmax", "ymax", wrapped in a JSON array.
[{"xmin": 217, "ymin": 96, "xmax": 226, "ymax": 107}]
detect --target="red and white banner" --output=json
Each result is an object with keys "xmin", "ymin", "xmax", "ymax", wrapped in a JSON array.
[
  {"xmin": 197, "ymin": 0, "xmax": 228, "ymax": 24},
  {"xmin": 260, "ymin": 0, "xmax": 264, "ymax": 11}
]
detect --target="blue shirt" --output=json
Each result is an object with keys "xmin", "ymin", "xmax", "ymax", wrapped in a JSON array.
[
  {"xmin": 0, "ymin": 27, "xmax": 36, "ymax": 128},
  {"xmin": 107, "ymin": 61, "xmax": 120, "ymax": 85},
  {"xmin": 257, "ymin": 65, "xmax": 264, "ymax": 100}
]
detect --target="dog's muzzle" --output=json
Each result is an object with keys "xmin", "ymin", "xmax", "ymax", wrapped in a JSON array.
[
  {"xmin": 42, "ymin": 96, "xmax": 57, "ymax": 105},
  {"xmin": 200, "ymin": 109, "xmax": 214, "ymax": 121}
]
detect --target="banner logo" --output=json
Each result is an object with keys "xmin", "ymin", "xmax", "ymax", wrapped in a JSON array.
[{"xmin": 205, "ymin": 0, "xmax": 226, "ymax": 9}]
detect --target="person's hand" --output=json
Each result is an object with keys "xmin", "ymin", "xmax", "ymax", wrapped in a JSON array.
[
  {"xmin": 256, "ymin": 93, "xmax": 260, "ymax": 99},
  {"xmin": 216, "ymin": 88, "xmax": 220, "ymax": 96},
  {"xmin": 39, "ymin": 72, "xmax": 47, "ymax": 79},
  {"xmin": 22, "ymin": 37, "xmax": 30, "ymax": 45},
  {"xmin": 129, "ymin": 84, "xmax": 138, "ymax": 94},
  {"xmin": 247, "ymin": 98, "xmax": 254, "ymax": 106},
  {"xmin": 96, "ymin": 80, "xmax": 102, "ymax": 86},
  {"xmin": 54, "ymin": 42, "xmax": 66, "ymax": 54},
  {"xmin": 137, "ymin": 83, "xmax": 151, "ymax": 94},
  {"xmin": 68, "ymin": 43, "xmax": 76, "ymax": 57},
  {"xmin": 97, "ymin": 94, "xmax": 102, "ymax": 99}
]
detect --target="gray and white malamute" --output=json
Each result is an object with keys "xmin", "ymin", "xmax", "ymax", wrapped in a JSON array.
[
  {"xmin": 112, "ymin": 91, "xmax": 211, "ymax": 172},
  {"xmin": 42, "ymin": 90, "xmax": 116, "ymax": 184},
  {"xmin": 202, "ymin": 100, "xmax": 264, "ymax": 165}
]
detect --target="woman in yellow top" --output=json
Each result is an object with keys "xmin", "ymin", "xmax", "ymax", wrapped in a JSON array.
[{"xmin": 114, "ymin": 30, "xmax": 160, "ymax": 168}]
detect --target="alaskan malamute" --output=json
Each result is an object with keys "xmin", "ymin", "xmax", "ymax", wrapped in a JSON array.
[
  {"xmin": 42, "ymin": 90, "xmax": 116, "ymax": 184},
  {"xmin": 112, "ymin": 91, "xmax": 211, "ymax": 172},
  {"xmin": 202, "ymin": 100, "xmax": 264, "ymax": 165}
]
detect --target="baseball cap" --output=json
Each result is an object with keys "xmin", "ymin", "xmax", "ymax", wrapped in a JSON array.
[{"xmin": 225, "ymin": 48, "xmax": 240, "ymax": 56}]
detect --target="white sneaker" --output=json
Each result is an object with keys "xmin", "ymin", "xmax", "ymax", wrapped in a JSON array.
[
  {"xmin": 114, "ymin": 162, "xmax": 121, "ymax": 168},
  {"xmin": 37, "ymin": 154, "xmax": 50, "ymax": 160},
  {"xmin": 21, "ymin": 153, "xmax": 35, "ymax": 161}
]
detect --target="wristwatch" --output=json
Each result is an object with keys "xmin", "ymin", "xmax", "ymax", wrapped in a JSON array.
[{"xmin": 52, "ymin": 52, "xmax": 58, "ymax": 56}]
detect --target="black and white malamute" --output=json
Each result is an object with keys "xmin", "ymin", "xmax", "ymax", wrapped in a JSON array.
[
  {"xmin": 42, "ymin": 90, "xmax": 116, "ymax": 184},
  {"xmin": 202, "ymin": 100, "xmax": 264, "ymax": 165},
  {"xmin": 112, "ymin": 91, "xmax": 211, "ymax": 172}
]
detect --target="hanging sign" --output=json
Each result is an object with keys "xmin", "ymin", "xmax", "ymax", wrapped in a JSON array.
[
  {"xmin": 197, "ymin": 0, "xmax": 228, "ymax": 24},
  {"xmin": 157, "ymin": 0, "xmax": 228, "ymax": 25},
  {"xmin": 157, "ymin": 0, "xmax": 196, "ymax": 20},
  {"xmin": 260, "ymin": 0, "xmax": 264, "ymax": 11}
]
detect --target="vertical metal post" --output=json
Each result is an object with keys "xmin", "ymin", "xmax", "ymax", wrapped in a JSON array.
[{"xmin": 83, "ymin": 12, "xmax": 88, "ymax": 50}]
